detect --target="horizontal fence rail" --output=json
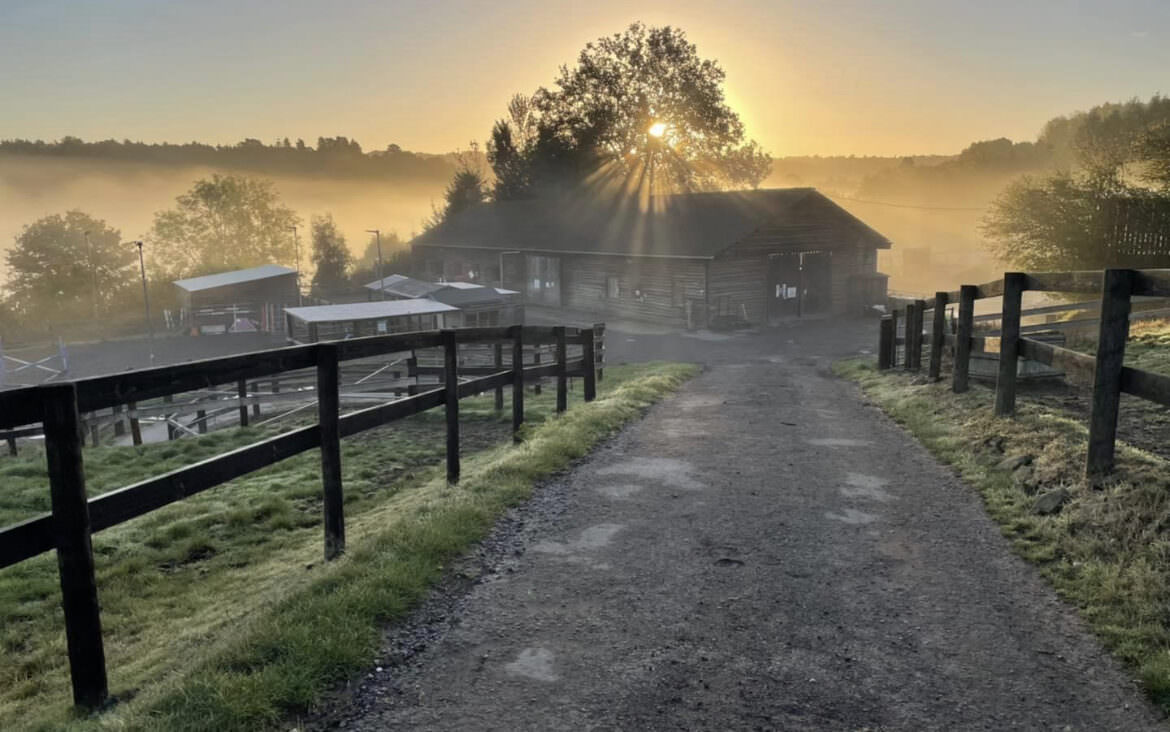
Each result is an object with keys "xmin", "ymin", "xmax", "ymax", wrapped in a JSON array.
[
  {"xmin": 880, "ymin": 267, "xmax": 1170, "ymax": 482},
  {"xmin": 0, "ymin": 323, "xmax": 603, "ymax": 710}
]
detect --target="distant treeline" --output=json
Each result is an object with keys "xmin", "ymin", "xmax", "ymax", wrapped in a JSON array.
[
  {"xmin": 0, "ymin": 136, "xmax": 465, "ymax": 182},
  {"xmin": 772, "ymin": 95, "xmax": 1170, "ymax": 206}
]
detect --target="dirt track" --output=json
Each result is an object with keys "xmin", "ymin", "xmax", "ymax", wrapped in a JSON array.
[{"xmin": 308, "ymin": 319, "xmax": 1164, "ymax": 731}]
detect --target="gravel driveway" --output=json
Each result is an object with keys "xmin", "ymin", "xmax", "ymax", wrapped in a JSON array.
[{"xmin": 310, "ymin": 318, "xmax": 1164, "ymax": 731}]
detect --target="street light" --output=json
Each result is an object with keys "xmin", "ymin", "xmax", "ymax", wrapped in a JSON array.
[
  {"xmin": 366, "ymin": 229, "xmax": 385, "ymax": 300},
  {"xmin": 132, "ymin": 241, "xmax": 155, "ymax": 366},
  {"xmin": 290, "ymin": 225, "xmax": 303, "ymax": 306}
]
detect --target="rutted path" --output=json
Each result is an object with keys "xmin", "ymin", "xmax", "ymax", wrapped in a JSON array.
[{"xmin": 315, "ymin": 323, "xmax": 1164, "ymax": 731}]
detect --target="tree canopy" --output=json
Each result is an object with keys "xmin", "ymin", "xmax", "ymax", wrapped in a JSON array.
[
  {"xmin": 309, "ymin": 214, "xmax": 352, "ymax": 299},
  {"xmin": 982, "ymin": 96, "xmax": 1170, "ymax": 271},
  {"xmin": 148, "ymin": 174, "xmax": 301, "ymax": 280},
  {"xmin": 487, "ymin": 23, "xmax": 772, "ymax": 199},
  {"xmin": 4, "ymin": 211, "xmax": 135, "ymax": 319}
]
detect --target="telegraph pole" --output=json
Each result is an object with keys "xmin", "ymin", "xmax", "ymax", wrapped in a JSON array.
[
  {"xmin": 133, "ymin": 241, "xmax": 155, "ymax": 365},
  {"xmin": 366, "ymin": 229, "xmax": 385, "ymax": 300},
  {"xmin": 290, "ymin": 225, "xmax": 303, "ymax": 306},
  {"xmin": 83, "ymin": 231, "xmax": 99, "ymax": 319}
]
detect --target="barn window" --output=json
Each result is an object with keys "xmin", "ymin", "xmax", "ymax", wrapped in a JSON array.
[{"xmin": 607, "ymin": 276, "xmax": 620, "ymax": 299}]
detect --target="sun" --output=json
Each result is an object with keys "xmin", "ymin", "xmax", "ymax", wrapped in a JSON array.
[{"xmin": 648, "ymin": 122, "xmax": 667, "ymax": 138}]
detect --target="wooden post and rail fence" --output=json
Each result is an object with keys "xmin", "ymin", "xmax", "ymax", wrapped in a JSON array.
[
  {"xmin": 878, "ymin": 268, "xmax": 1170, "ymax": 479},
  {"xmin": 0, "ymin": 323, "xmax": 603, "ymax": 711}
]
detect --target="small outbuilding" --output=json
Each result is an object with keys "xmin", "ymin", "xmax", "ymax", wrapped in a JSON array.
[
  {"xmin": 363, "ymin": 274, "xmax": 447, "ymax": 300},
  {"xmin": 284, "ymin": 300, "xmax": 458, "ymax": 343},
  {"xmin": 173, "ymin": 264, "xmax": 299, "ymax": 334},
  {"xmin": 412, "ymin": 188, "xmax": 891, "ymax": 328}
]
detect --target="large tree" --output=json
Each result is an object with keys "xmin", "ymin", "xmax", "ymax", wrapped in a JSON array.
[
  {"xmin": 983, "ymin": 95, "xmax": 1170, "ymax": 270},
  {"xmin": 148, "ymin": 174, "xmax": 301, "ymax": 279},
  {"xmin": 488, "ymin": 23, "xmax": 771, "ymax": 198},
  {"xmin": 4, "ymin": 211, "xmax": 135, "ymax": 319},
  {"xmin": 308, "ymin": 214, "xmax": 352, "ymax": 299},
  {"xmin": 426, "ymin": 149, "xmax": 489, "ymax": 229}
]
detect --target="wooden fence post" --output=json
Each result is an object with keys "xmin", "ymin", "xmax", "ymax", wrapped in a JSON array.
[
  {"xmin": 163, "ymin": 394, "xmax": 175, "ymax": 441},
  {"xmin": 533, "ymin": 349, "xmax": 542, "ymax": 394},
  {"xmin": 316, "ymin": 343, "xmax": 345, "ymax": 560},
  {"xmin": 1086, "ymin": 268, "xmax": 1135, "ymax": 477},
  {"xmin": 42, "ymin": 383, "xmax": 108, "ymax": 709},
  {"xmin": 112, "ymin": 404, "xmax": 125, "ymax": 437},
  {"xmin": 928, "ymin": 292, "xmax": 948, "ymax": 380},
  {"xmin": 910, "ymin": 300, "xmax": 926, "ymax": 370},
  {"xmin": 905, "ymin": 302, "xmax": 917, "ymax": 371},
  {"xmin": 878, "ymin": 315, "xmax": 894, "ymax": 369},
  {"xmin": 952, "ymin": 285, "xmax": 976, "ymax": 393},
  {"xmin": 237, "ymin": 379, "xmax": 249, "ymax": 427},
  {"xmin": 493, "ymin": 342, "xmax": 504, "ymax": 411},
  {"xmin": 510, "ymin": 325, "xmax": 524, "ymax": 443},
  {"xmin": 889, "ymin": 309, "xmax": 900, "ymax": 367},
  {"xmin": 994, "ymin": 273, "xmax": 1027, "ymax": 417},
  {"xmin": 251, "ymin": 381, "xmax": 261, "ymax": 419},
  {"xmin": 554, "ymin": 327, "xmax": 568, "ymax": 413},
  {"xmin": 582, "ymin": 328, "xmax": 597, "ymax": 402},
  {"xmin": 593, "ymin": 323, "xmax": 605, "ymax": 382},
  {"xmin": 196, "ymin": 409, "xmax": 208, "ymax": 434},
  {"xmin": 6, "ymin": 435, "xmax": 16, "ymax": 456},
  {"xmin": 128, "ymin": 401, "xmax": 142, "ymax": 446},
  {"xmin": 443, "ymin": 330, "xmax": 460, "ymax": 484}
]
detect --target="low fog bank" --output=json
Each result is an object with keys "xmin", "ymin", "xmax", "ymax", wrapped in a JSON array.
[
  {"xmin": 0, "ymin": 155, "xmax": 445, "ymax": 281},
  {"xmin": 769, "ymin": 155, "xmax": 1018, "ymax": 295}
]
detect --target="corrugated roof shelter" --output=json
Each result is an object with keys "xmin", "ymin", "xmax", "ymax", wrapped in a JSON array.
[
  {"xmin": 285, "ymin": 299, "xmax": 457, "ymax": 343},
  {"xmin": 364, "ymin": 274, "xmax": 447, "ymax": 299},
  {"xmin": 174, "ymin": 264, "xmax": 297, "ymax": 292},
  {"xmin": 173, "ymin": 264, "xmax": 299, "ymax": 335},
  {"xmin": 413, "ymin": 187, "xmax": 892, "ymax": 327}
]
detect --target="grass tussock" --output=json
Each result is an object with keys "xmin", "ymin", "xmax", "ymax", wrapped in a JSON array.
[
  {"xmin": 835, "ymin": 358, "xmax": 1170, "ymax": 711},
  {"xmin": 0, "ymin": 362, "xmax": 697, "ymax": 731}
]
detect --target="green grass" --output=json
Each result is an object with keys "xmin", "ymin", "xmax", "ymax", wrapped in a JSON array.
[
  {"xmin": 835, "ymin": 358, "xmax": 1170, "ymax": 712},
  {"xmin": 0, "ymin": 362, "xmax": 698, "ymax": 731}
]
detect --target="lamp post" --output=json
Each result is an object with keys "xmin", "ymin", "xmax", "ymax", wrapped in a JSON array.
[
  {"xmin": 133, "ymin": 241, "xmax": 155, "ymax": 365},
  {"xmin": 366, "ymin": 229, "xmax": 385, "ymax": 300},
  {"xmin": 290, "ymin": 225, "xmax": 303, "ymax": 306}
]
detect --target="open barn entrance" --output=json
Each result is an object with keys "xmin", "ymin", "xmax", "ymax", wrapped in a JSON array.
[{"xmin": 767, "ymin": 251, "xmax": 832, "ymax": 321}]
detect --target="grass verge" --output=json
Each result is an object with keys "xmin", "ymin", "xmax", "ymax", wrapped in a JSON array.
[
  {"xmin": 835, "ymin": 358, "xmax": 1170, "ymax": 712},
  {"xmin": 1, "ymin": 362, "xmax": 697, "ymax": 731}
]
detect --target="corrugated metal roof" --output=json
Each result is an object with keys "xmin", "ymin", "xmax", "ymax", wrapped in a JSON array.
[
  {"xmin": 173, "ymin": 264, "xmax": 296, "ymax": 292},
  {"xmin": 363, "ymin": 274, "xmax": 446, "ymax": 298},
  {"xmin": 413, "ymin": 188, "xmax": 892, "ymax": 258},
  {"xmin": 285, "ymin": 299, "xmax": 458, "ymax": 324}
]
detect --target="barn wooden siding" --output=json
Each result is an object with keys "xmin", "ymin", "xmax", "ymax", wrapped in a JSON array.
[
  {"xmin": 560, "ymin": 255, "xmax": 705, "ymax": 327},
  {"xmin": 708, "ymin": 232, "xmax": 876, "ymax": 323}
]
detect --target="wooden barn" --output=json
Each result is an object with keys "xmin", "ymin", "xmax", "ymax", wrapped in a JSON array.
[
  {"xmin": 411, "ymin": 188, "xmax": 891, "ymax": 328},
  {"xmin": 173, "ymin": 265, "xmax": 299, "ymax": 334}
]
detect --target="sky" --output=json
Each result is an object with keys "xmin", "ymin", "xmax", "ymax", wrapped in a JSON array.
[{"xmin": 2, "ymin": 0, "xmax": 1169, "ymax": 158}]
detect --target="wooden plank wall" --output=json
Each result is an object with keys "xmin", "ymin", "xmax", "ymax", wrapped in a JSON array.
[{"xmin": 561, "ymin": 255, "xmax": 705, "ymax": 327}]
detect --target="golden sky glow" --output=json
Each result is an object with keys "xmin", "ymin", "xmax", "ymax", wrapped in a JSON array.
[{"xmin": 2, "ymin": 1, "xmax": 1169, "ymax": 157}]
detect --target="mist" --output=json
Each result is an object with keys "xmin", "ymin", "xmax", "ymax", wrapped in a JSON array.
[{"xmin": 0, "ymin": 154, "xmax": 445, "ymax": 282}]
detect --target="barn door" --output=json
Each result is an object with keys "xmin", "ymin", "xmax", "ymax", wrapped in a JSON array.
[
  {"xmin": 500, "ymin": 251, "xmax": 523, "ymax": 292},
  {"xmin": 767, "ymin": 251, "xmax": 832, "ymax": 320},
  {"xmin": 800, "ymin": 252, "xmax": 832, "ymax": 315},
  {"xmin": 767, "ymin": 253, "xmax": 802, "ymax": 321}
]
